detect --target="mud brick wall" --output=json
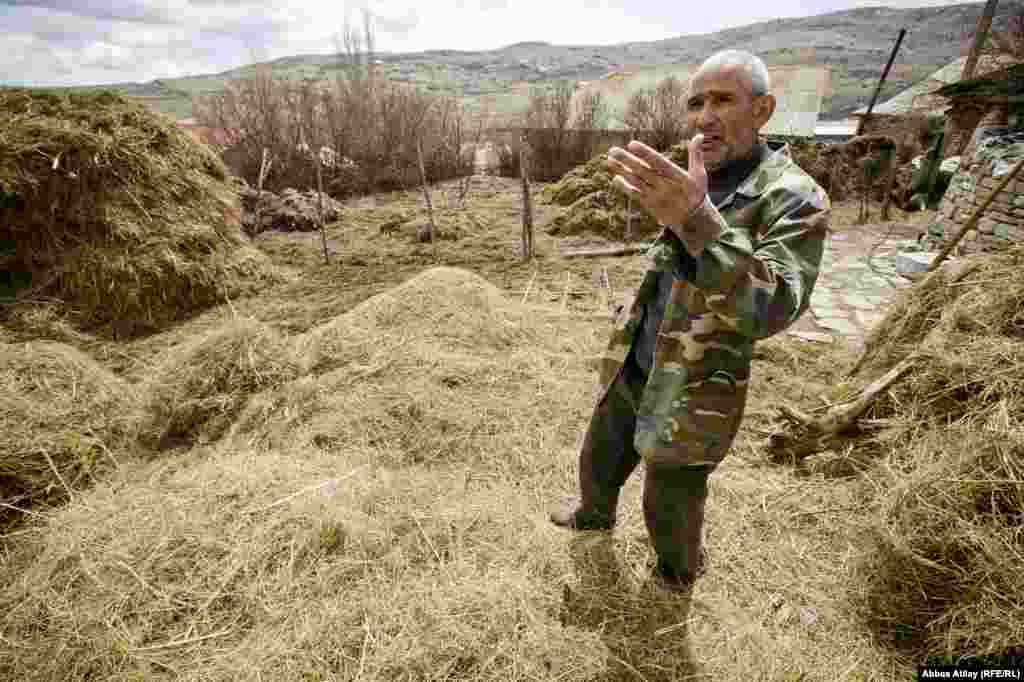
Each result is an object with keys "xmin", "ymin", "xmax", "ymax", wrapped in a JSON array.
[{"xmin": 928, "ymin": 129, "xmax": 1024, "ymax": 255}]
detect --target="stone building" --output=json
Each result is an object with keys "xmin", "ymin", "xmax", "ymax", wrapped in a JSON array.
[{"xmin": 925, "ymin": 64, "xmax": 1024, "ymax": 254}]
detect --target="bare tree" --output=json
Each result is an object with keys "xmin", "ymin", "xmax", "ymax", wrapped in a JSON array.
[{"xmin": 624, "ymin": 76, "xmax": 688, "ymax": 151}]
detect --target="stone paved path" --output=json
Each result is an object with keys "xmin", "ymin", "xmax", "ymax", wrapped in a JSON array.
[{"xmin": 785, "ymin": 222, "xmax": 924, "ymax": 345}]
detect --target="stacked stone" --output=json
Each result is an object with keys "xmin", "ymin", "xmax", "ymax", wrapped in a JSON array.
[{"xmin": 929, "ymin": 131, "xmax": 1024, "ymax": 255}]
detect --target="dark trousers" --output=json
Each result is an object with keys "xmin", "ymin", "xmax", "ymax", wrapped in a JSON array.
[{"xmin": 580, "ymin": 353, "xmax": 712, "ymax": 579}]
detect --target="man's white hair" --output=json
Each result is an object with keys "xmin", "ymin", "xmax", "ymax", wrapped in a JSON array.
[{"xmin": 695, "ymin": 50, "xmax": 771, "ymax": 96}]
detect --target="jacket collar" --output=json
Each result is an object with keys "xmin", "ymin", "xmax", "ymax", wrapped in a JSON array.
[{"xmin": 716, "ymin": 140, "xmax": 793, "ymax": 210}]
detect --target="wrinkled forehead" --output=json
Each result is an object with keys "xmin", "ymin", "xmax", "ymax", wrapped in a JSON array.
[{"xmin": 689, "ymin": 64, "xmax": 753, "ymax": 96}]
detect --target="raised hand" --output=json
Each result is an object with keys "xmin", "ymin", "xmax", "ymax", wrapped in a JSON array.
[{"xmin": 604, "ymin": 134, "xmax": 709, "ymax": 226}]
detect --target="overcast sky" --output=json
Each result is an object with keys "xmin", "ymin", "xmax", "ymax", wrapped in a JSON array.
[{"xmin": 0, "ymin": 0, "xmax": 982, "ymax": 87}]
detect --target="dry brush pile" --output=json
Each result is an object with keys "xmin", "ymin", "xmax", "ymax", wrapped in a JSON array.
[{"xmin": 0, "ymin": 88, "xmax": 280, "ymax": 339}]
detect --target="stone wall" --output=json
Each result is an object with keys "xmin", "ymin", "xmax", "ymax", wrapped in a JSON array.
[{"xmin": 926, "ymin": 128, "xmax": 1024, "ymax": 254}]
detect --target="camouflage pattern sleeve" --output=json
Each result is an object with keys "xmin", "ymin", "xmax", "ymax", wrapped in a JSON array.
[{"xmin": 667, "ymin": 182, "xmax": 830, "ymax": 340}]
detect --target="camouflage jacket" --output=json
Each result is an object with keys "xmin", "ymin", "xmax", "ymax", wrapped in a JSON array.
[{"xmin": 598, "ymin": 143, "xmax": 830, "ymax": 467}]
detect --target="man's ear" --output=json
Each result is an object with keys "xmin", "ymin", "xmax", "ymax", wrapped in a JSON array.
[{"xmin": 753, "ymin": 94, "xmax": 776, "ymax": 128}]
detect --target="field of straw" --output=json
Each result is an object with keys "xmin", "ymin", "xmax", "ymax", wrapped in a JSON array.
[{"xmin": 2, "ymin": 146, "xmax": 1023, "ymax": 680}]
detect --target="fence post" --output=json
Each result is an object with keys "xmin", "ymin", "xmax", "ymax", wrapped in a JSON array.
[{"xmin": 520, "ymin": 135, "xmax": 534, "ymax": 262}]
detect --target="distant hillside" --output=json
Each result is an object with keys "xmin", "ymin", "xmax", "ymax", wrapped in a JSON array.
[{"xmin": 44, "ymin": 1, "xmax": 1024, "ymax": 123}]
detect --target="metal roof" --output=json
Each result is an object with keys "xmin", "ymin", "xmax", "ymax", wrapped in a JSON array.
[{"xmin": 853, "ymin": 56, "xmax": 1011, "ymax": 116}]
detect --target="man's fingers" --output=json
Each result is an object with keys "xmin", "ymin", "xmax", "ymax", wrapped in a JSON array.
[
  {"xmin": 605, "ymin": 157, "xmax": 652, "ymax": 189},
  {"xmin": 688, "ymin": 134, "xmax": 705, "ymax": 174},
  {"xmin": 625, "ymin": 140, "xmax": 684, "ymax": 178},
  {"xmin": 611, "ymin": 174, "xmax": 643, "ymax": 196},
  {"xmin": 607, "ymin": 146, "xmax": 656, "ymax": 180}
]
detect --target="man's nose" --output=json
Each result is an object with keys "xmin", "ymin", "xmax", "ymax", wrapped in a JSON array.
[{"xmin": 696, "ymin": 102, "xmax": 718, "ymax": 129}]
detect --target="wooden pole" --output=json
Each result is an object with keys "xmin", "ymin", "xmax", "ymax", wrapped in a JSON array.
[
  {"xmin": 315, "ymin": 156, "xmax": 330, "ymax": 265},
  {"xmin": 855, "ymin": 28, "xmax": 907, "ymax": 137},
  {"xmin": 519, "ymin": 135, "xmax": 534, "ymax": 262},
  {"xmin": 962, "ymin": 0, "xmax": 1000, "ymax": 82},
  {"xmin": 416, "ymin": 139, "xmax": 439, "ymax": 262},
  {"xmin": 927, "ymin": 156, "xmax": 1024, "ymax": 272}
]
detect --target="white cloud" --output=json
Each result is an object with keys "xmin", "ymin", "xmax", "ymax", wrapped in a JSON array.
[{"xmin": 0, "ymin": 0, "xmax": 982, "ymax": 87}]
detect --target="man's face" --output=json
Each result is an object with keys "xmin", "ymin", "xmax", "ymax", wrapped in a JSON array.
[{"xmin": 686, "ymin": 65, "xmax": 773, "ymax": 172}]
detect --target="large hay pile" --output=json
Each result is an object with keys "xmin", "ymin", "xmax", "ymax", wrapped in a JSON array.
[
  {"xmin": 0, "ymin": 341, "xmax": 140, "ymax": 519},
  {"xmin": 0, "ymin": 267, "xmax": 617, "ymax": 680},
  {"xmin": 542, "ymin": 145, "xmax": 689, "ymax": 240},
  {"xmin": 845, "ymin": 246, "xmax": 1024, "ymax": 662},
  {"xmin": 0, "ymin": 89, "xmax": 279, "ymax": 337}
]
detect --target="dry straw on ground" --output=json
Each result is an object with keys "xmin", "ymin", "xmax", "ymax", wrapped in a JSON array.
[
  {"xmin": 140, "ymin": 316, "xmax": 303, "ymax": 450},
  {"xmin": 0, "ymin": 340, "xmax": 140, "ymax": 521},
  {"xmin": 0, "ymin": 88, "xmax": 279, "ymax": 337}
]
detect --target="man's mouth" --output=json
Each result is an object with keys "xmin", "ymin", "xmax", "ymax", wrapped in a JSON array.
[{"xmin": 700, "ymin": 134, "xmax": 722, "ymax": 150}]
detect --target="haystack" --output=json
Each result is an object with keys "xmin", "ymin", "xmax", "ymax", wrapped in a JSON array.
[
  {"xmin": 0, "ymin": 340, "xmax": 140, "ymax": 519},
  {"xmin": 841, "ymin": 246, "xmax": 1024, "ymax": 662},
  {"xmin": 0, "ymin": 88, "xmax": 279, "ymax": 337},
  {"xmin": 542, "ymin": 145, "xmax": 690, "ymax": 240},
  {"xmin": 140, "ymin": 316, "xmax": 303, "ymax": 449}
]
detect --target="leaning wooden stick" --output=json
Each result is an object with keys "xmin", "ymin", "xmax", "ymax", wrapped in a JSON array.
[
  {"xmin": 927, "ymin": 156, "xmax": 1024, "ymax": 272},
  {"xmin": 767, "ymin": 355, "xmax": 919, "ymax": 461}
]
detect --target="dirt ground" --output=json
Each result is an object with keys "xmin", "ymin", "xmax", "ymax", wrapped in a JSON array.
[{"xmin": 98, "ymin": 174, "xmax": 933, "ymax": 377}]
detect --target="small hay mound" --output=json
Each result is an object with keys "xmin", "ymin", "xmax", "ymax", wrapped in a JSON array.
[
  {"xmin": 854, "ymin": 429, "xmax": 1024, "ymax": 660},
  {"xmin": 0, "ymin": 88, "xmax": 279, "ymax": 336},
  {"xmin": 141, "ymin": 317, "xmax": 302, "ymax": 449},
  {"xmin": 541, "ymin": 145, "xmax": 689, "ymax": 240},
  {"xmin": 231, "ymin": 267, "xmax": 600, "ymax": 466},
  {"xmin": 0, "ymin": 341, "xmax": 139, "ymax": 516},
  {"xmin": 0, "ymin": 449, "xmax": 605, "ymax": 680},
  {"xmin": 295, "ymin": 266, "xmax": 541, "ymax": 375}
]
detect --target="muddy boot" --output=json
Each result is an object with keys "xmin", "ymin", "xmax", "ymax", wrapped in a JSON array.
[
  {"xmin": 643, "ymin": 464, "xmax": 712, "ymax": 589},
  {"xmin": 550, "ymin": 366, "xmax": 644, "ymax": 531}
]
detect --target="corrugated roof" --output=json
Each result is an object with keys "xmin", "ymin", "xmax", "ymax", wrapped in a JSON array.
[
  {"xmin": 568, "ymin": 64, "xmax": 830, "ymax": 137},
  {"xmin": 853, "ymin": 56, "xmax": 1010, "ymax": 116}
]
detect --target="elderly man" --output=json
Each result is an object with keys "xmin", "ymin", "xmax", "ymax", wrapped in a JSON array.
[{"xmin": 550, "ymin": 50, "xmax": 830, "ymax": 588}]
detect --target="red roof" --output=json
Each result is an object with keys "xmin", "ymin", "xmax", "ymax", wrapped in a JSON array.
[{"xmin": 175, "ymin": 120, "xmax": 244, "ymax": 147}]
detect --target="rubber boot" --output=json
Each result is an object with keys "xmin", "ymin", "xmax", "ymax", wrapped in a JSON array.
[
  {"xmin": 550, "ymin": 366, "xmax": 644, "ymax": 530},
  {"xmin": 643, "ymin": 463, "xmax": 712, "ymax": 589}
]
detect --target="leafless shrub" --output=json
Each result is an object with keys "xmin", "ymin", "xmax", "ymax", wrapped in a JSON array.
[
  {"xmin": 193, "ymin": 13, "xmax": 473, "ymax": 199},
  {"xmin": 623, "ymin": 76, "xmax": 688, "ymax": 152}
]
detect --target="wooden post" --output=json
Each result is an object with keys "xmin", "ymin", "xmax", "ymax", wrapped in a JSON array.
[
  {"xmin": 625, "ymin": 195, "xmax": 634, "ymax": 241},
  {"xmin": 520, "ymin": 135, "xmax": 534, "ymax": 262},
  {"xmin": 855, "ymin": 28, "xmax": 906, "ymax": 137},
  {"xmin": 255, "ymin": 148, "xmax": 272, "ymax": 235},
  {"xmin": 962, "ymin": 0, "xmax": 1000, "ymax": 82},
  {"xmin": 416, "ymin": 139, "xmax": 439, "ymax": 262},
  {"xmin": 315, "ymin": 156, "xmax": 330, "ymax": 265}
]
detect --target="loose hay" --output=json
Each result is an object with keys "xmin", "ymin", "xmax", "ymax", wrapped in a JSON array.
[
  {"xmin": 0, "ymin": 340, "xmax": 140, "ymax": 519},
  {"xmin": 853, "ymin": 430, "xmax": 1024, "ymax": 661},
  {"xmin": 140, "ymin": 316, "xmax": 303, "ymax": 449},
  {"xmin": 0, "ymin": 88, "xmax": 279, "ymax": 336},
  {"xmin": 0, "ymin": 446, "xmax": 606, "ymax": 680}
]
